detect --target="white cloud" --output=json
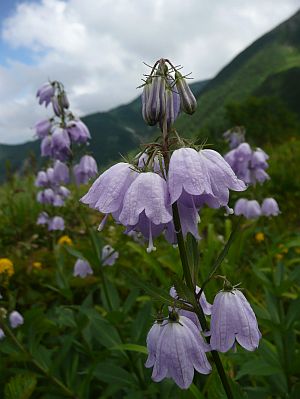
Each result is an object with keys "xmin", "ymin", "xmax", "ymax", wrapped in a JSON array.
[{"xmin": 0, "ymin": 0, "xmax": 299, "ymax": 143}]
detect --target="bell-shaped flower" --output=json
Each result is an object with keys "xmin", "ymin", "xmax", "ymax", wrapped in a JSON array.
[
  {"xmin": 37, "ymin": 188, "xmax": 55, "ymax": 205},
  {"xmin": 52, "ymin": 96, "xmax": 62, "ymax": 116},
  {"xmin": 53, "ymin": 194, "xmax": 64, "ymax": 207},
  {"xmin": 67, "ymin": 120, "xmax": 91, "ymax": 144},
  {"xmin": 223, "ymin": 129, "xmax": 245, "ymax": 149},
  {"xmin": 145, "ymin": 320, "xmax": 167, "ymax": 369},
  {"xmin": 234, "ymin": 198, "xmax": 261, "ymax": 219},
  {"xmin": 53, "ymin": 160, "xmax": 69, "ymax": 185},
  {"xmin": 210, "ymin": 288, "xmax": 261, "ymax": 352},
  {"xmin": 35, "ymin": 171, "xmax": 48, "ymax": 187},
  {"xmin": 251, "ymin": 148, "xmax": 269, "ymax": 169},
  {"xmin": 48, "ymin": 216, "xmax": 65, "ymax": 231},
  {"xmin": 0, "ymin": 329, "xmax": 5, "ymax": 340},
  {"xmin": 73, "ymin": 155, "xmax": 98, "ymax": 185},
  {"xmin": 73, "ymin": 259, "xmax": 93, "ymax": 278},
  {"xmin": 102, "ymin": 245, "xmax": 119, "ymax": 266},
  {"xmin": 146, "ymin": 314, "xmax": 211, "ymax": 389},
  {"xmin": 58, "ymin": 186, "xmax": 70, "ymax": 198},
  {"xmin": 119, "ymin": 172, "xmax": 172, "ymax": 252},
  {"xmin": 36, "ymin": 82, "xmax": 55, "ymax": 106},
  {"xmin": 168, "ymin": 148, "xmax": 246, "ymax": 210},
  {"xmin": 51, "ymin": 127, "xmax": 71, "ymax": 160},
  {"xmin": 9, "ymin": 311, "xmax": 24, "ymax": 329},
  {"xmin": 41, "ymin": 135, "xmax": 53, "ymax": 157},
  {"xmin": 37, "ymin": 212, "xmax": 49, "ymax": 225},
  {"xmin": 261, "ymin": 198, "xmax": 280, "ymax": 217},
  {"xmin": 81, "ymin": 162, "xmax": 138, "ymax": 217},
  {"xmin": 35, "ymin": 119, "xmax": 52, "ymax": 139}
]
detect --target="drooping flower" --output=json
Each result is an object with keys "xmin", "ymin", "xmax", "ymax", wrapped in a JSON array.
[
  {"xmin": 73, "ymin": 155, "xmax": 98, "ymax": 185},
  {"xmin": 234, "ymin": 198, "xmax": 261, "ymax": 219},
  {"xmin": 119, "ymin": 172, "xmax": 173, "ymax": 252},
  {"xmin": 37, "ymin": 188, "xmax": 55, "ymax": 205},
  {"xmin": 168, "ymin": 148, "xmax": 246, "ymax": 210},
  {"xmin": 261, "ymin": 198, "xmax": 280, "ymax": 217},
  {"xmin": 73, "ymin": 259, "xmax": 93, "ymax": 278},
  {"xmin": 53, "ymin": 160, "xmax": 69, "ymax": 185},
  {"xmin": 0, "ymin": 258, "xmax": 14, "ymax": 277},
  {"xmin": 36, "ymin": 82, "xmax": 55, "ymax": 106},
  {"xmin": 67, "ymin": 120, "xmax": 91, "ymax": 144},
  {"xmin": 223, "ymin": 128, "xmax": 245, "ymax": 149},
  {"xmin": 48, "ymin": 216, "xmax": 65, "ymax": 231},
  {"xmin": 102, "ymin": 245, "xmax": 119, "ymax": 266},
  {"xmin": 210, "ymin": 288, "xmax": 261, "ymax": 352},
  {"xmin": 145, "ymin": 320, "xmax": 167, "ymax": 369},
  {"xmin": 146, "ymin": 314, "xmax": 211, "ymax": 389},
  {"xmin": 37, "ymin": 212, "xmax": 49, "ymax": 225},
  {"xmin": 41, "ymin": 135, "xmax": 53, "ymax": 157},
  {"xmin": 0, "ymin": 329, "xmax": 5, "ymax": 340},
  {"xmin": 35, "ymin": 171, "xmax": 48, "ymax": 187},
  {"xmin": 81, "ymin": 162, "xmax": 138, "ymax": 226},
  {"xmin": 58, "ymin": 186, "xmax": 70, "ymax": 198},
  {"xmin": 35, "ymin": 119, "xmax": 52, "ymax": 139},
  {"xmin": 9, "ymin": 311, "xmax": 24, "ymax": 329},
  {"xmin": 51, "ymin": 127, "xmax": 71, "ymax": 160}
]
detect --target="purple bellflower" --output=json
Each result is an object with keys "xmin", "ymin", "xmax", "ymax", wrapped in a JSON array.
[
  {"xmin": 37, "ymin": 212, "xmax": 49, "ymax": 225},
  {"xmin": 67, "ymin": 120, "xmax": 91, "ymax": 144},
  {"xmin": 35, "ymin": 119, "xmax": 52, "ymax": 139},
  {"xmin": 41, "ymin": 135, "xmax": 53, "ymax": 157},
  {"xmin": 118, "ymin": 172, "xmax": 173, "ymax": 252},
  {"xmin": 35, "ymin": 171, "xmax": 48, "ymax": 187},
  {"xmin": 9, "ymin": 311, "xmax": 24, "ymax": 329},
  {"xmin": 73, "ymin": 259, "xmax": 93, "ymax": 278},
  {"xmin": 81, "ymin": 162, "xmax": 138, "ymax": 228},
  {"xmin": 51, "ymin": 127, "xmax": 71, "ymax": 160},
  {"xmin": 102, "ymin": 245, "xmax": 119, "ymax": 266},
  {"xmin": 146, "ymin": 314, "xmax": 211, "ymax": 389},
  {"xmin": 48, "ymin": 216, "xmax": 65, "ymax": 231},
  {"xmin": 53, "ymin": 160, "xmax": 69, "ymax": 185},
  {"xmin": 36, "ymin": 82, "xmax": 55, "ymax": 106},
  {"xmin": 73, "ymin": 155, "xmax": 98, "ymax": 185},
  {"xmin": 210, "ymin": 288, "xmax": 261, "ymax": 352},
  {"xmin": 168, "ymin": 148, "xmax": 246, "ymax": 211},
  {"xmin": 234, "ymin": 198, "xmax": 261, "ymax": 219},
  {"xmin": 261, "ymin": 198, "xmax": 280, "ymax": 217}
]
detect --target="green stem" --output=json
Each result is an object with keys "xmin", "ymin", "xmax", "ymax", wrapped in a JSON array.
[
  {"xmin": 0, "ymin": 321, "xmax": 77, "ymax": 398},
  {"xmin": 172, "ymin": 202, "xmax": 234, "ymax": 399}
]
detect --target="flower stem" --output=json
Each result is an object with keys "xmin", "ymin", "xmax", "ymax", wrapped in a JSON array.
[{"xmin": 172, "ymin": 202, "xmax": 234, "ymax": 399}]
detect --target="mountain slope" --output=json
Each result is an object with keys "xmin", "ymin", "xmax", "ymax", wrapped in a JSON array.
[{"xmin": 175, "ymin": 9, "xmax": 300, "ymax": 141}]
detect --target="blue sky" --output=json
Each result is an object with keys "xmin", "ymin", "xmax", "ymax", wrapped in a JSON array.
[{"xmin": 0, "ymin": 0, "xmax": 299, "ymax": 144}]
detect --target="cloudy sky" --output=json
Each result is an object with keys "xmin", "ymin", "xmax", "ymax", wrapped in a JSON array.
[{"xmin": 0, "ymin": 0, "xmax": 299, "ymax": 144}]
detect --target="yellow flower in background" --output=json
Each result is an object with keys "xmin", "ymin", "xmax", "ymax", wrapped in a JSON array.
[
  {"xmin": 278, "ymin": 244, "xmax": 288, "ymax": 254},
  {"xmin": 32, "ymin": 262, "xmax": 42, "ymax": 270},
  {"xmin": 295, "ymin": 248, "xmax": 300, "ymax": 254},
  {"xmin": 255, "ymin": 232, "xmax": 265, "ymax": 243},
  {"xmin": 275, "ymin": 253, "xmax": 284, "ymax": 261},
  {"xmin": 0, "ymin": 258, "xmax": 14, "ymax": 277},
  {"xmin": 58, "ymin": 235, "xmax": 73, "ymax": 246}
]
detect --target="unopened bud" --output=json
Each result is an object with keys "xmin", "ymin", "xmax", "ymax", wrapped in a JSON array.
[
  {"xmin": 143, "ymin": 76, "xmax": 166, "ymax": 126},
  {"xmin": 175, "ymin": 71, "xmax": 197, "ymax": 114},
  {"xmin": 159, "ymin": 86, "xmax": 180, "ymax": 131}
]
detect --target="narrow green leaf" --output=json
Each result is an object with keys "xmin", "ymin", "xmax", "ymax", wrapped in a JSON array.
[
  {"xmin": 4, "ymin": 373, "xmax": 37, "ymax": 399},
  {"xmin": 111, "ymin": 344, "xmax": 148, "ymax": 354}
]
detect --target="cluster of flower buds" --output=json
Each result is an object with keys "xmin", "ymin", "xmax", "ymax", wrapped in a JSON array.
[
  {"xmin": 141, "ymin": 58, "xmax": 197, "ymax": 131},
  {"xmin": 234, "ymin": 197, "xmax": 280, "ymax": 219},
  {"xmin": 34, "ymin": 80, "xmax": 98, "ymax": 231},
  {"xmin": 81, "ymin": 146, "xmax": 246, "ymax": 253},
  {"xmin": 145, "ymin": 283, "xmax": 260, "ymax": 389},
  {"xmin": 72, "ymin": 245, "xmax": 119, "ymax": 278}
]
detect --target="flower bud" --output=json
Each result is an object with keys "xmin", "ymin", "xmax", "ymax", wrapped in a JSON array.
[
  {"xmin": 175, "ymin": 71, "xmax": 197, "ymax": 114},
  {"xmin": 159, "ymin": 86, "xmax": 180, "ymax": 131},
  {"xmin": 143, "ymin": 75, "xmax": 166, "ymax": 126}
]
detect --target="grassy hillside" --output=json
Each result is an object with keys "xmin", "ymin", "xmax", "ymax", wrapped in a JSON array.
[{"xmin": 175, "ymin": 10, "xmax": 300, "ymax": 142}]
